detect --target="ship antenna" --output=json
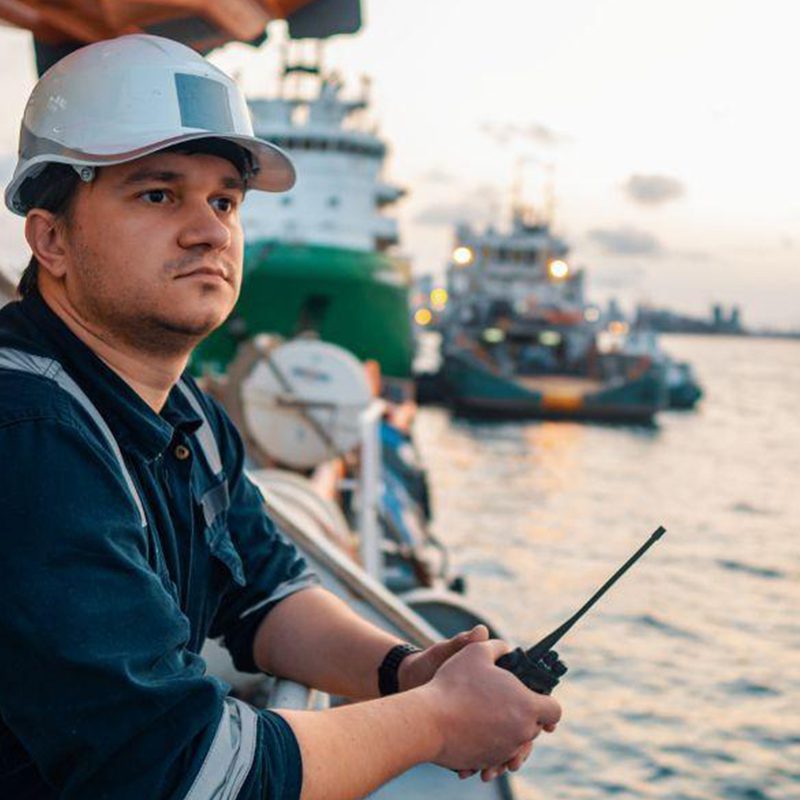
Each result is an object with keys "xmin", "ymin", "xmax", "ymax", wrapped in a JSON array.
[
  {"xmin": 360, "ymin": 74, "xmax": 371, "ymax": 105},
  {"xmin": 279, "ymin": 40, "xmax": 288, "ymax": 98},
  {"xmin": 544, "ymin": 161, "xmax": 556, "ymax": 227},
  {"xmin": 315, "ymin": 40, "xmax": 324, "ymax": 76},
  {"xmin": 511, "ymin": 155, "xmax": 524, "ymax": 225}
]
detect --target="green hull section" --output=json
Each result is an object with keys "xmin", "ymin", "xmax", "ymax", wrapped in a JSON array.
[{"xmin": 192, "ymin": 241, "xmax": 414, "ymax": 378}]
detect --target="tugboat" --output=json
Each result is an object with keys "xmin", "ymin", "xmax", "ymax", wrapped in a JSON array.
[
  {"xmin": 192, "ymin": 53, "xmax": 414, "ymax": 392},
  {"xmin": 622, "ymin": 328, "xmax": 703, "ymax": 410},
  {"xmin": 425, "ymin": 206, "xmax": 667, "ymax": 423}
]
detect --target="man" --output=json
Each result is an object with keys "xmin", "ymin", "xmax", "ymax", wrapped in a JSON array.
[{"xmin": 0, "ymin": 35, "xmax": 561, "ymax": 799}]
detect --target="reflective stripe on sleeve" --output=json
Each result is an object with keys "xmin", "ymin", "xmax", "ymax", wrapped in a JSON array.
[{"xmin": 184, "ymin": 697, "xmax": 258, "ymax": 800}]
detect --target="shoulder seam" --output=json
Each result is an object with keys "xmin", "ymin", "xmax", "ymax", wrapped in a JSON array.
[
  {"xmin": 0, "ymin": 367, "xmax": 86, "ymax": 418},
  {"xmin": 0, "ymin": 412, "xmax": 143, "ymax": 517}
]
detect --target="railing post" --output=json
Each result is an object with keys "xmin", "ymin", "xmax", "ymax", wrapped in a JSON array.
[{"xmin": 358, "ymin": 399, "xmax": 385, "ymax": 582}]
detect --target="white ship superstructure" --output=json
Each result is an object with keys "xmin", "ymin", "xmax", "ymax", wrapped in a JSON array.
[
  {"xmin": 446, "ymin": 209, "xmax": 585, "ymax": 321},
  {"xmin": 241, "ymin": 67, "xmax": 405, "ymax": 253}
]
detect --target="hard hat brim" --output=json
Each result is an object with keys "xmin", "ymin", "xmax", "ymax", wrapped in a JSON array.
[{"xmin": 5, "ymin": 131, "xmax": 295, "ymax": 216}]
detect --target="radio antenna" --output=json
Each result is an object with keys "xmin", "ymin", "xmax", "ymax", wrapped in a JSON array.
[{"xmin": 528, "ymin": 526, "xmax": 666, "ymax": 657}]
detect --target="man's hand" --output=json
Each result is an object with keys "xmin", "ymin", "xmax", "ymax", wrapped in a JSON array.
[
  {"xmin": 397, "ymin": 624, "xmax": 489, "ymax": 692},
  {"xmin": 398, "ymin": 625, "xmax": 551, "ymax": 781},
  {"xmin": 269, "ymin": 607, "xmax": 563, "ymax": 799},
  {"xmin": 418, "ymin": 637, "xmax": 562, "ymax": 780}
]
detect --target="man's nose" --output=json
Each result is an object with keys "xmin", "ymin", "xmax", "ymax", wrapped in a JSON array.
[{"xmin": 177, "ymin": 201, "xmax": 231, "ymax": 250}]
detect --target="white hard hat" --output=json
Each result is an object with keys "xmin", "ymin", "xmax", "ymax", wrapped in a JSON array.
[{"xmin": 5, "ymin": 34, "xmax": 295, "ymax": 216}]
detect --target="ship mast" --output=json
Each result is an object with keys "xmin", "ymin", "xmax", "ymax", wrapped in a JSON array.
[
  {"xmin": 511, "ymin": 156, "xmax": 556, "ymax": 229},
  {"xmin": 279, "ymin": 39, "xmax": 324, "ymax": 101}
]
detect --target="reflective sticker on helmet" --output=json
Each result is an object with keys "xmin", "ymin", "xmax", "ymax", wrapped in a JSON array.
[{"xmin": 175, "ymin": 73, "xmax": 234, "ymax": 132}]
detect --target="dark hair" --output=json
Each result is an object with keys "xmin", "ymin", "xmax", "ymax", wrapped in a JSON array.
[
  {"xmin": 164, "ymin": 138, "xmax": 252, "ymax": 178},
  {"xmin": 17, "ymin": 163, "xmax": 82, "ymax": 297}
]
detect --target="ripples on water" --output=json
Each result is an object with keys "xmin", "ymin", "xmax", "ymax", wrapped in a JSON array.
[{"xmin": 415, "ymin": 336, "xmax": 800, "ymax": 800}]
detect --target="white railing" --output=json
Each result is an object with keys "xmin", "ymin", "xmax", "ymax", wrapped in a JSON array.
[{"xmin": 356, "ymin": 399, "xmax": 386, "ymax": 582}]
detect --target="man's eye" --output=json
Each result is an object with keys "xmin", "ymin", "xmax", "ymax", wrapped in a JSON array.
[
  {"xmin": 141, "ymin": 189, "xmax": 169, "ymax": 204},
  {"xmin": 211, "ymin": 196, "xmax": 237, "ymax": 213}
]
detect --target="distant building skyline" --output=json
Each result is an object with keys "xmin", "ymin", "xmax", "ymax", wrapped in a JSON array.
[{"xmin": 0, "ymin": 0, "xmax": 798, "ymax": 327}]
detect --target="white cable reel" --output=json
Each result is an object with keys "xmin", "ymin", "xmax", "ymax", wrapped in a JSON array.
[{"xmin": 240, "ymin": 338, "xmax": 372, "ymax": 470}]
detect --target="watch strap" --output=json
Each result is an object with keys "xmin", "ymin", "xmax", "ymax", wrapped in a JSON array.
[{"xmin": 378, "ymin": 643, "xmax": 422, "ymax": 696}]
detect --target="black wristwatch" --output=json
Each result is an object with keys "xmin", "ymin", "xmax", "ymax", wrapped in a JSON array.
[{"xmin": 378, "ymin": 643, "xmax": 422, "ymax": 696}]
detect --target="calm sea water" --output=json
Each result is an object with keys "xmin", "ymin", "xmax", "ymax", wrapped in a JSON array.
[{"xmin": 414, "ymin": 335, "xmax": 800, "ymax": 800}]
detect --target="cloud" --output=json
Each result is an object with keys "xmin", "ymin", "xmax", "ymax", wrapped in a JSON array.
[
  {"xmin": 675, "ymin": 249, "xmax": 712, "ymax": 262},
  {"xmin": 0, "ymin": 153, "xmax": 15, "ymax": 182},
  {"xmin": 592, "ymin": 264, "xmax": 646, "ymax": 288},
  {"xmin": 622, "ymin": 174, "xmax": 685, "ymax": 206},
  {"xmin": 586, "ymin": 226, "xmax": 663, "ymax": 256},
  {"xmin": 418, "ymin": 168, "xmax": 458, "ymax": 185},
  {"xmin": 413, "ymin": 200, "xmax": 492, "ymax": 227},
  {"xmin": 413, "ymin": 184, "xmax": 503, "ymax": 228},
  {"xmin": 480, "ymin": 121, "xmax": 570, "ymax": 148}
]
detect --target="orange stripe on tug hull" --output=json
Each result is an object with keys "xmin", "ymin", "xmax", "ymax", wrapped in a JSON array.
[{"xmin": 540, "ymin": 394, "xmax": 584, "ymax": 413}]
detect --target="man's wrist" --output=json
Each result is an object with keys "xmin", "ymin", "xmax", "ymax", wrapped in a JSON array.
[
  {"xmin": 396, "ymin": 648, "xmax": 421, "ymax": 693},
  {"xmin": 407, "ymin": 683, "xmax": 448, "ymax": 763}
]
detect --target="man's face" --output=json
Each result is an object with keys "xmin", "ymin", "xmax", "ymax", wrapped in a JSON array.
[{"xmin": 60, "ymin": 149, "xmax": 245, "ymax": 355}]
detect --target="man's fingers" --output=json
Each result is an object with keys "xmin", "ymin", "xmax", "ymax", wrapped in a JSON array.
[
  {"xmin": 446, "ymin": 624, "xmax": 489, "ymax": 653},
  {"xmin": 458, "ymin": 769, "xmax": 477, "ymax": 780},
  {"xmin": 400, "ymin": 625, "xmax": 493, "ymax": 691},
  {"xmin": 481, "ymin": 765, "xmax": 507, "ymax": 782},
  {"xmin": 451, "ymin": 624, "xmax": 486, "ymax": 649},
  {"xmin": 475, "ymin": 740, "xmax": 534, "ymax": 783},
  {"xmin": 506, "ymin": 740, "xmax": 533, "ymax": 771},
  {"xmin": 468, "ymin": 624, "xmax": 489, "ymax": 641},
  {"xmin": 482, "ymin": 637, "xmax": 514, "ymax": 661},
  {"xmin": 431, "ymin": 624, "xmax": 489, "ymax": 666},
  {"xmin": 460, "ymin": 739, "xmax": 531, "ymax": 782},
  {"xmin": 536, "ymin": 695, "xmax": 562, "ymax": 729}
]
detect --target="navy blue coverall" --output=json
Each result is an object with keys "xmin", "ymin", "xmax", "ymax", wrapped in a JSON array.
[{"xmin": 0, "ymin": 290, "xmax": 317, "ymax": 799}]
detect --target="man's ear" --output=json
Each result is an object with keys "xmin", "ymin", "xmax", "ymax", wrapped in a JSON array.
[{"xmin": 25, "ymin": 209, "xmax": 69, "ymax": 279}]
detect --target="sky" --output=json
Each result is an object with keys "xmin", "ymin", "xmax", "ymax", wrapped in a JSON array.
[{"xmin": 1, "ymin": 0, "xmax": 799, "ymax": 328}]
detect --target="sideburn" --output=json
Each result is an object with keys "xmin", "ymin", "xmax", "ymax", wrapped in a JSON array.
[{"xmin": 18, "ymin": 164, "xmax": 85, "ymax": 297}]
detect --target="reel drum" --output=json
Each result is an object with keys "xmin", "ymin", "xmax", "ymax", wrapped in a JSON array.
[{"xmin": 240, "ymin": 338, "xmax": 372, "ymax": 470}]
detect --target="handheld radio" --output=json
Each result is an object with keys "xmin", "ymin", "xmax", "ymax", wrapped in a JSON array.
[{"xmin": 495, "ymin": 526, "xmax": 666, "ymax": 694}]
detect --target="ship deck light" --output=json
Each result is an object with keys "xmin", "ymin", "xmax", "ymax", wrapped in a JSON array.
[
  {"xmin": 453, "ymin": 246, "xmax": 474, "ymax": 266},
  {"xmin": 584, "ymin": 307, "xmax": 601, "ymax": 322},
  {"xmin": 482, "ymin": 327, "xmax": 505, "ymax": 343},
  {"xmin": 414, "ymin": 308, "xmax": 433, "ymax": 326},
  {"xmin": 430, "ymin": 287, "xmax": 448, "ymax": 309},
  {"xmin": 608, "ymin": 320, "xmax": 630, "ymax": 336},
  {"xmin": 548, "ymin": 259, "xmax": 570, "ymax": 280},
  {"xmin": 539, "ymin": 330, "xmax": 562, "ymax": 346}
]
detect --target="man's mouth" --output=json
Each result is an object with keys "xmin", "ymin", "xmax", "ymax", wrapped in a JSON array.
[{"xmin": 177, "ymin": 266, "xmax": 229, "ymax": 282}]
